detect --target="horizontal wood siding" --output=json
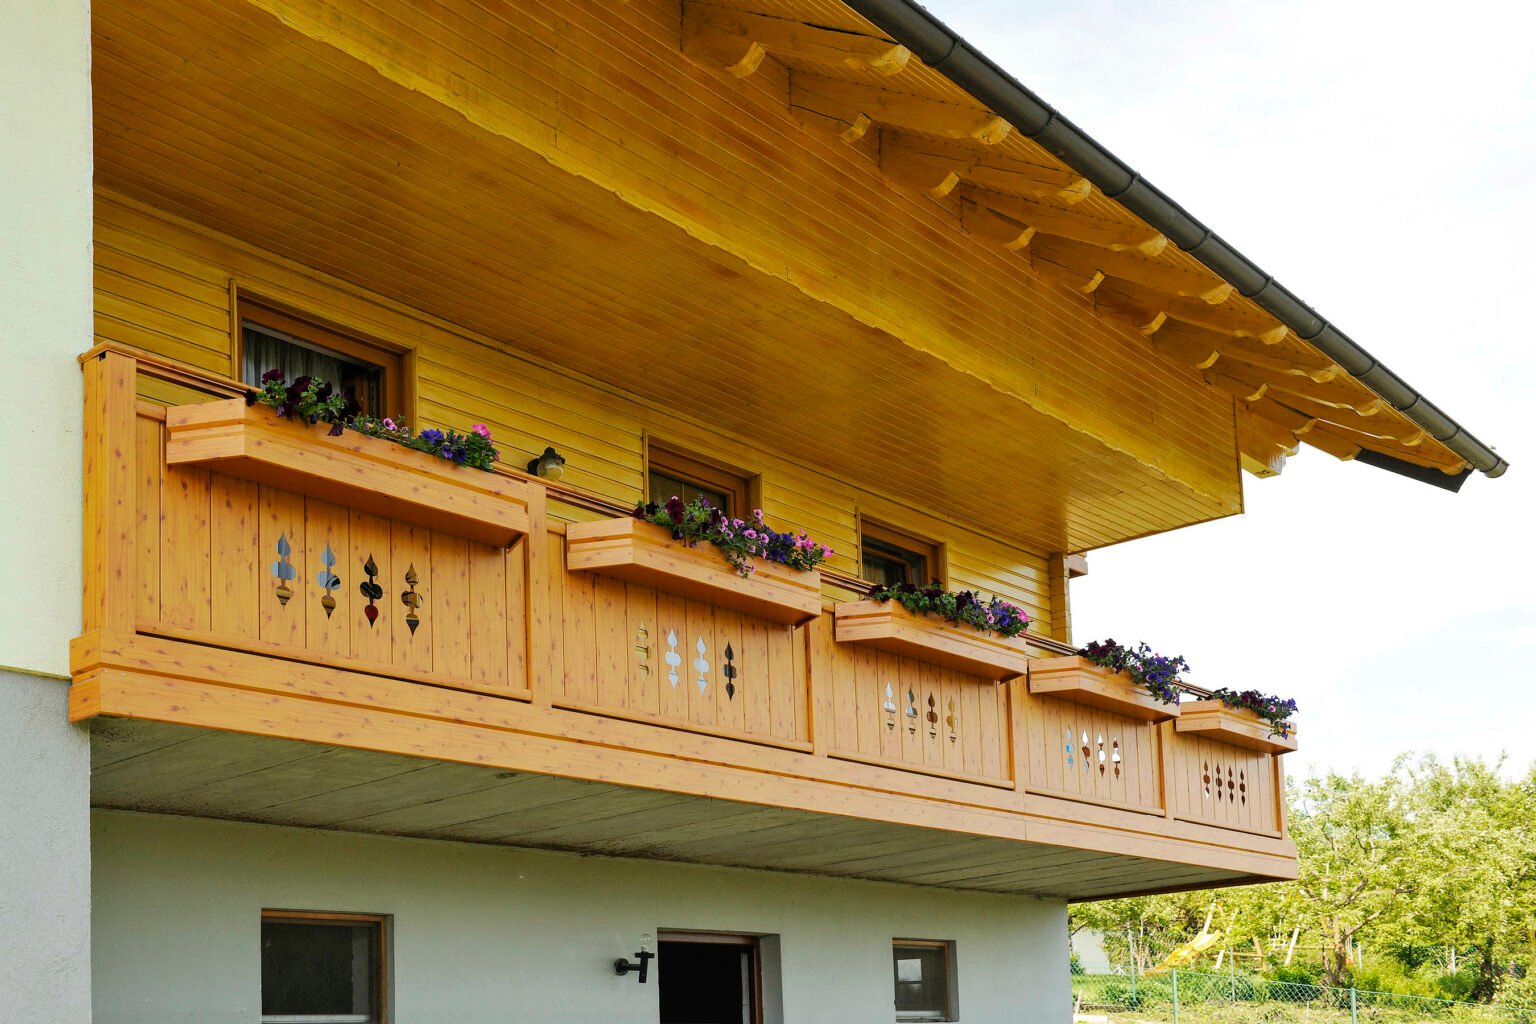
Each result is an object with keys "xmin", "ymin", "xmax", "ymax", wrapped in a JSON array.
[
  {"xmin": 95, "ymin": 194, "xmax": 1054, "ymax": 627},
  {"xmin": 91, "ymin": 0, "xmax": 1244, "ymax": 556}
]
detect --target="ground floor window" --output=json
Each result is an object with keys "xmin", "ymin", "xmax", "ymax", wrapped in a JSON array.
[
  {"xmin": 658, "ymin": 930, "xmax": 762, "ymax": 1024},
  {"xmin": 893, "ymin": 939, "xmax": 955, "ymax": 1022},
  {"xmin": 261, "ymin": 910, "xmax": 387, "ymax": 1024}
]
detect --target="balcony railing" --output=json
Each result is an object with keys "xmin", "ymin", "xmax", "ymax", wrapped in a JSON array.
[{"xmin": 74, "ymin": 345, "xmax": 1295, "ymax": 874}]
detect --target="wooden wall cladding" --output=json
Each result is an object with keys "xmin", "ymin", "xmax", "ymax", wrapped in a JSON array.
[
  {"xmin": 1168, "ymin": 730, "xmax": 1283, "ymax": 837},
  {"xmin": 817, "ymin": 616, "xmax": 1012, "ymax": 788},
  {"xmin": 1020, "ymin": 693, "xmax": 1163, "ymax": 814},
  {"xmin": 548, "ymin": 533, "xmax": 810, "ymax": 749},
  {"xmin": 138, "ymin": 405, "xmax": 530, "ymax": 697}
]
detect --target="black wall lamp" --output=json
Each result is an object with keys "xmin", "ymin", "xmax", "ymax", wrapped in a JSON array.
[
  {"xmin": 614, "ymin": 932, "xmax": 655, "ymax": 983},
  {"xmin": 527, "ymin": 446, "xmax": 567, "ymax": 481}
]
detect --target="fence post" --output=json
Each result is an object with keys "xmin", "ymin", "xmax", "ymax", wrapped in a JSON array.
[
  {"xmin": 1349, "ymin": 986, "xmax": 1358, "ymax": 1024},
  {"xmin": 1171, "ymin": 969, "xmax": 1179, "ymax": 1024}
]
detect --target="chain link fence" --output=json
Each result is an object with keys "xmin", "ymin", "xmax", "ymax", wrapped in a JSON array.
[{"xmin": 1073, "ymin": 969, "xmax": 1531, "ymax": 1024}]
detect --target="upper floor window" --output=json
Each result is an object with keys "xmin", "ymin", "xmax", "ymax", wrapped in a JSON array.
[
  {"xmin": 893, "ymin": 939, "xmax": 955, "ymax": 1022},
  {"xmin": 860, "ymin": 520, "xmax": 941, "ymax": 588},
  {"xmin": 239, "ymin": 300, "xmax": 404, "ymax": 418},
  {"xmin": 261, "ymin": 910, "xmax": 387, "ymax": 1024},
  {"xmin": 647, "ymin": 443, "xmax": 752, "ymax": 519}
]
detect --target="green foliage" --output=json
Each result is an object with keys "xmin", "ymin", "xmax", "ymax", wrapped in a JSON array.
[
  {"xmin": 1069, "ymin": 755, "xmax": 1536, "ymax": 1003},
  {"xmin": 868, "ymin": 582, "xmax": 1029, "ymax": 637},
  {"xmin": 632, "ymin": 497, "xmax": 831, "ymax": 578},
  {"xmin": 250, "ymin": 369, "xmax": 501, "ymax": 471}
]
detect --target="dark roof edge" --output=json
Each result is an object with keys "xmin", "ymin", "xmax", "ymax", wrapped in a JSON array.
[{"xmin": 841, "ymin": 0, "xmax": 1509, "ymax": 479}]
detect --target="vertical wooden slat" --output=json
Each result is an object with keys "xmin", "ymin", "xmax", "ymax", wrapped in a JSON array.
[
  {"xmin": 82, "ymin": 351, "xmax": 137, "ymax": 636},
  {"xmin": 391, "ymin": 522, "xmax": 433, "ymax": 675},
  {"xmin": 712, "ymin": 608, "xmax": 745, "ymax": 733},
  {"xmin": 792, "ymin": 621, "xmax": 811, "ymax": 745},
  {"xmin": 469, "ymin": 539, "xmax": 509, "ymax": 690},
  {"xmin": 304, "ymin": 500, "xmax": 352, "ymax": 658},
  {"xmin": 208, "ymin": 474, "xmax": 259, "ymax": 639},
  {"xmin": 561, "ymin": 548, "xmax": 597, "ymax": 704},
  {"xmin": 592, "ymin": 575, "xmax": 628, "ymax": 708},
  {"xmin": 824, "ymin": 618, "xmax": 854, "ymax": 756},
  {"xmin": 348, "ymin": 509, "xmax": 394, "ymax": 666},
  {"xmin": 501, "ymin": 539, "xmax": 526, "ymax": 691},
  {"xmin": 160, "ymin": 464, "xmax": 212, "ymax": 630},
  {"xmin": 656, "ymin": 591, "xmax": 689, "ymax": 721},
  {"xmin": 741, "ymin": 615, "xmax": 770, "ymax": 738},
  {"xmin": 258, "ymin": 487, "xmax": 305, "ymax": 649},
  {"xmin": 539, "ymin": 529, "xmax": 564, "ymax": 703},
  {"xmin": 958, "ymin": 673, "xmax": 981, "ymax": 777},
  {"xmin": 855, "ymin": 646, "xmax": 880, "ymax": 761},
  {"xmin": 430, "ymin": 530, "xmax": 472, "ymax": 681},
  {"xmin": 765, "ymin": 622, "xmax": 791, "ymax": 740},
  {"xmin": 625, "ymin": 583, "xmax": 658, "ymax": 715},
  {"xmin": 684, "ymin": 600, "xmax": 717, "ymax": 727},
  {"xmin": 979, "ymin": 683, "xmax": 1003, "ymax": 781},
  {"xmin": 133, "ymin": 414, "xmax": 162, "ymax": 625}
]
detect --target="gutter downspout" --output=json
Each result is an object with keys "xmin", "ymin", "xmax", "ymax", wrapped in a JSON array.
[{"xmin": 841, "ymin": 0, "xmax": 1508, "ymax": 479}]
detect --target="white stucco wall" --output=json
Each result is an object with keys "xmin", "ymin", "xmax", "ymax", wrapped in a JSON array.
[
  {"xmin": 93, "ymin": 811, "xmax": 1069, "ymax": 1024},
  {"xmin": 0, "ymin": 673, "xmax": 93, "ymax": 1022},
  {"xmin": 0, "ymin": 0, "xmax": 90, "ymax": 679},
  {"xmin": 0, "ymin": 2, "xmax": 94, "ymax": 1021}
]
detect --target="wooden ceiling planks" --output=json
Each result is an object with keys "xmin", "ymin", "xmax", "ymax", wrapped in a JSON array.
[
  {"xmin": 90, "ymin": 719, "xmax": 1269, "ymax": 899},
  {"xmin": 92, "ymin": 0, "xmax": 1251, "ymax": 553},
  {"xmin": 678, "ymin": 0, "xmax": 1468, "ymax": 479}
]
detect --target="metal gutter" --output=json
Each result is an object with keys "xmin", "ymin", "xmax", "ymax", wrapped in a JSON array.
[{"xmin": 841, "ymin": 0, "xmax": 1509, "ymax": 479}]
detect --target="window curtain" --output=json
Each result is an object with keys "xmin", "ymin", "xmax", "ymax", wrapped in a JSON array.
[{"xmin": 242, "ymin": 323, "xmax": 344, "ymax": 387}]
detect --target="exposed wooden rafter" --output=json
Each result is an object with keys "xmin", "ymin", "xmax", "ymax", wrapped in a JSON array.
[
  {"xmin": 879, "ymin": 132, "xmax": 1089, "ymax": 202},
  {"xmin": 1093, "ymin": 279, "xmax": 1289, "ymax": 343},
  {"xmin": 960, "ymin": 186, "xmax": 1166, "ymax": 255},
  {"xmin": 1031, "ymin": 237, "xmax": 1234, "ymax": 304},
  {"xmin": 682, "ymin": 3, "xmax": 912, "ymax": 78},
  {"xmin": 792, "ymin": 74, "xmax": 1011, "ymax": 143}
]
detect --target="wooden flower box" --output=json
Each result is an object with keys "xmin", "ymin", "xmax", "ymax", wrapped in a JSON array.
[
  {"xmin": 1175, "ymin": 699, "xmax": 1297, "ymax": 754},
  {"xmin": 165, "ymin": 399, "xmax": 534, "ymax": 548},
  {"xmin": 1026, "ymin": 656, "xmax": 1182, "ymax": 722},
  {"xmin": 564, "ymin": 517, "xmax": 823, "ymax": 625},
  {"xmin": 833, "ymin": 600, "xmax": 1030, "ymax": 680}
]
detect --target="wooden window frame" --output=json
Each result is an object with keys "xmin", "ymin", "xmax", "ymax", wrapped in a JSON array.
[
  {"xmin": 892, "ymin": 938, "xmax": 956, "ymax": 1023},
  {"xmin": 236, "ymin": 297, "xmax": 409, "ymax": 419},
  {"xmin": 656, "ymin": 929, "xmax": 765, "ymax": 1024},
  {"xmin": 859, "ymin": 518, "xmax": 945, "ymax": 589},
  {"xmin": 261, "ymin": 909, "xmax": 389, "ymax": 1024},
  {"xmin": 645, "ymin": 441, "xmax": 757, "ymax": 519}
]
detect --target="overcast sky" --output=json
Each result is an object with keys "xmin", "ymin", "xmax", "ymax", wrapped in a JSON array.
[{"xmin": 922, "ymin": 0, "xmax": 1535, "ymax": 780}]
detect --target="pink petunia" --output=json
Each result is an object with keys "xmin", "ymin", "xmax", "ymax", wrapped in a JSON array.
[{"xmin": 471, "ymin": 423, "xmax": 491, "ymax": 439}]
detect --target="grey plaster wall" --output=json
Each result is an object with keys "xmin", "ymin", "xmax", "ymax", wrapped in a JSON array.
[
  {"xmin": 1, "ymin": 673, "xmax": 93, "ymax": 1022},
  {"xmin": 93, "ymin": 811, "xmax": 1068, "ymax": 1023}
]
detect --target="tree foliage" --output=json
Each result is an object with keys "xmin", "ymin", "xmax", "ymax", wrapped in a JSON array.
[{"xmin": 1069, "ymin": 755, "xmax": 1536, "ymax": 1003}]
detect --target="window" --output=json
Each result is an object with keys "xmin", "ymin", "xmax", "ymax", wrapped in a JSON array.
[
  {"xmin": 261, "ymin": 911, "xmax": 386, "ymax": 1024},
  {"xmin": 238, "ymin": 300, "xmax": 404, "ymax": 418},
  {"xmin": 892, "ymin": 940, "xmax": 954, "ymax": 1022},
  {"xmin": 646, "ymin": 443, "xmax": 752, "ymax": 519},
  {"xmin": 860, "ymin": 520, "xmax": 941, "ymax": 588}
]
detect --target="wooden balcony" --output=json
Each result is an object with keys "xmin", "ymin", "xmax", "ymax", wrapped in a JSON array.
[{"xmin": 72, "ymin": 347, "xmax": 1297, "ymax": 900}]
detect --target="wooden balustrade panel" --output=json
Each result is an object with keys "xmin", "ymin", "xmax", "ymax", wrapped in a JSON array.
[
  {"xmin": 138, "ymin": 409, "xmax": 528, "ymax": 695},
  {"xmin": 1168, "ymin": 732, "xmax": 1281, "ymax": 836},
  {"xmin": 819, "ymin": 615, "xmax": 1011, "ymax": 788},
  {"xmin": 550, "ymin": 534, "xmax": 809, "ymax": 747},
  {"xmin": 1021, "ymin": 695, "xmax": 1162, "ymax": 813}
]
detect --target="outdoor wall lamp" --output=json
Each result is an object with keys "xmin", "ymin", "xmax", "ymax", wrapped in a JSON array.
[
  {"xmin": 526, "ymin": 446, "xmax": 566, "ymax": 481},
  {"xmin": 614, "ymin": 933, "xmax": 655, "ymax": 983}
]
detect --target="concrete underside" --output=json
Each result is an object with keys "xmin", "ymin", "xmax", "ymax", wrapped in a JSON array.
[{"xmin": 92, "ymin": 718, "xmax": 1248, "ymax": 900}]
